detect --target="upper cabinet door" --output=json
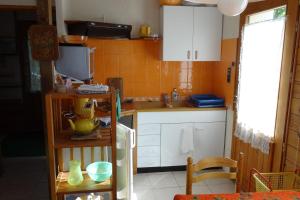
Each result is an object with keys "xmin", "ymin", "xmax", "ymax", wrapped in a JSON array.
[
  {"xmin": 161, "ymin": 6, "xmax": 194, "ymax": 61},
  {"xmin": 193, "ymin": 7, "xmax": 222, "ymax": 61}
]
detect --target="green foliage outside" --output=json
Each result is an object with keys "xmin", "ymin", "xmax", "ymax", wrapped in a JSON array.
[{"xmin": 274, "ymin": 7, "xmax": 286, "ymax": 19}]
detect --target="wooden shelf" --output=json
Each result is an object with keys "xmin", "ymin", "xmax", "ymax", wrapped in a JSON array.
[
  {"xmin": 54, "ymin": 128, "xmax": 112, "ymax": 148},
  {"xmin": 48, "ymin": 91, "xmax": 112, "ymax": 100},
  {"xmin": 56, "ymin": 171, "xmax": 112, "ymax": 194}
]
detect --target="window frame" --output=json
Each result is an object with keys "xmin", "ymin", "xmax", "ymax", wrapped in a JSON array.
[{"xmin": 233, "ymin": 0, "xmax": 299, "ymax": 172}]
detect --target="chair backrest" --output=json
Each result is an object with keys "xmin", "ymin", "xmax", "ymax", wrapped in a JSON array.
[{"xmin": 186, "ymin": 152, "xmax": 244, "ymax": 195}]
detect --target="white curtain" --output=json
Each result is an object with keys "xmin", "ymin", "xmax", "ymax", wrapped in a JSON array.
[{"xmin": 235, "ymin": 18, "xmax": 286, "ymax": 154}]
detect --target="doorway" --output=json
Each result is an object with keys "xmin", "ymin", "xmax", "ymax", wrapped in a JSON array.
[{"xmin": 0, "ymin": 9, "xmax": 44, "ymax": 157}]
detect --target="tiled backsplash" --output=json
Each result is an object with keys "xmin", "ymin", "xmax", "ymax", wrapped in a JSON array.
[
  {"xmin": 87, "ymin": 39, "xmax": 215, "ymax": 97},
  {"xmin": 87, "ymin": 39, "xmax": 237, "ymax": 106}
]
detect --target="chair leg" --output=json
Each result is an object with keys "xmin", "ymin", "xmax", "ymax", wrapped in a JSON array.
[
  {"xmin": 186, "ymin": 157, "xmax": 193, "ymax": 195},
  {"xmin": 237, "ymin": 152, "xmax": 245, "ymax": 192}
]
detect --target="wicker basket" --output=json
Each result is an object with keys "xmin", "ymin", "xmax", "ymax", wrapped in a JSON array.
[{"xmin": 251, "ymin": 168, "xmax": 300, "ymax": 192}]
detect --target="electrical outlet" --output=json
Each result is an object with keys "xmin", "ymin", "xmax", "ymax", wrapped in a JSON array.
[{"xmin": 227, "ymin": 67, "xmax": 232, "ymax": 83}]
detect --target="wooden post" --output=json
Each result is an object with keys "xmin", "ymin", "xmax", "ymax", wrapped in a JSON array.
[
  {"xmin": 37, "ymin": 0, "xmax": 53, "ymax": 25},
  {"xmin": 111, "ymin": 88, "xmax": 117, "ymax": 200},
  {"xmin": 36, "ymin": 1, "xmax": 55, "ymax": 199},
  {"xmin": 45, "ymin": 94, "xmax": 57, "ymax": 200},
  {"xmin": 186, "ymin": 157, "xmax": 193, "ymax": 195},
  {"xmin": 36, "ymin": 0, "xmax": 54, "ymax": 92}
]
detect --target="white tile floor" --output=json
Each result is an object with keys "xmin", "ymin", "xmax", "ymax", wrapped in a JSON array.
[
  {"xmin": 0, "ymin": 158, "xmax": 235, "ymax": 200},
  {"xmin": 133, "ymin": 171, "xmax": 236, "ymax": 200}
]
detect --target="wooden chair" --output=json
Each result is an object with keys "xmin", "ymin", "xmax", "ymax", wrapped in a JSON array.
[{"xmin": 186, "ymin": 152, "xmax": 244, "ymax": 195}]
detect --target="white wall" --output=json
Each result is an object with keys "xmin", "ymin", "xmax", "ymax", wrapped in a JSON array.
[
  {"xmin": 55, "ymin": 0, "xmax": 68, "ymax": 35},
  {"xmin": 1, "ymin": 0, "xmax": 240, "ymax": 39},
  {"xmin": 223, "ymin": 16, "xmax": 240, "ymax": 39},
  {"xmin": 60, "ymin": 0, "xmax": 240, "ymax": 39},
  {"xmin": 225, "ymin": 108, "xmax": 234, "ymax": 158},
  {"xmin": 63, "ymin": 0, "xmax": 160, "ymax": 38}
]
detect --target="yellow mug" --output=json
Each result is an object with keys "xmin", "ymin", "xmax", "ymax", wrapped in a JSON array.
[{"xmin": 140, "ymin": 25, "xmax": 151, "ymax": 37}]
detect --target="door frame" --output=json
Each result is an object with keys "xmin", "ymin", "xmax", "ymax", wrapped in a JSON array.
[
  {"xmin": 281, "ymin": 7, "xmax": 300, "ymax": 171},
  {"xmin": 233, "ymin": 0, "xmax": 299, "ymax": 172}
]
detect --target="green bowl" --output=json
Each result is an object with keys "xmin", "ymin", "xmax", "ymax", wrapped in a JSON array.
[{"xmin": 86, "ymin": 162, "xmax": 112, "ymax": 182}]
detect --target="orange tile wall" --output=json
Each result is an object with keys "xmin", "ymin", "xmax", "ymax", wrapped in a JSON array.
[
  {"xmin": 213, "ymin": 39, "xmax": 238, "ymax": 107},
  {"xmin": 87, "ymin": 38, "xmax": 237, "ymax": 103}
]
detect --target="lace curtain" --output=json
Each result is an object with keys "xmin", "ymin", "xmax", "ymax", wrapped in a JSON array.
[{"xmin": 235, "ymin": 18, "xmax": 286, "ymax": 154}]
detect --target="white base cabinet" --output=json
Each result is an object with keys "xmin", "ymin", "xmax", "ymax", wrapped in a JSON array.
[
  {"xmin": 161, "ymin": 122, "xmax": 226, "ymax": 167},
  {"xmin": 193, "ymin": 122, "xmax": 226, "ymax": 159},
  {"xmin": 160, "ymin": 123, "xmax": 193, "ymax": 167},
  {"xmin": 137, "ymin": 123, "xmax": 161, "ymax": 168},
  {"xmin": 137, "ymin": 110, "xmax": 226, "ymax": 168}
]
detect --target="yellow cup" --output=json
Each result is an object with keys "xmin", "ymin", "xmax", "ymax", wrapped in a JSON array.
[{"xmin": 140, "ymin": 25, "xmax": 151, "ymax": 37}]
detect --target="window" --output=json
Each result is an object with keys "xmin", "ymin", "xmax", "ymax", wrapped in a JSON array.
[
  {"xmin": 248, "ymin": 6, "xmax": 286, "ymax": 24},
  {"xmin": 235, "ymin": 7, "xmax": 286, "ymax": 154}
]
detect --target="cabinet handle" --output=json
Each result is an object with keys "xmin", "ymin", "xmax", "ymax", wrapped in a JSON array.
[
  {"xmin": 131, "ymin": 130, "xmax": 136, "ymax": 148},
  {"xmin": 187, "ymin": 50, "xmax": 191, "ymax": 60},
  {"xmin": 195, "ymin": 50, "xmax": 198, "ymax": 60}
]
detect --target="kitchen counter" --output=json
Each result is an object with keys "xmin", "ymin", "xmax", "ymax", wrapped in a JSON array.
[
  {"xmin": 121, "ymin": 101, "xmax": 226, "ymax": 115},
  {"xmin": 120, "ymin": 100, "xmax": 227, "ymax": 174}
]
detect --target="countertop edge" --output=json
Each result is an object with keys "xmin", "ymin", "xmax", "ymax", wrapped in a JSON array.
[
  {"xmin": 120, "ymin": 101, "xmax": 227, "ymax": 115},
  {"xmin": 134, "ymin": 107, "xmax": 227, "ymax": 112}
]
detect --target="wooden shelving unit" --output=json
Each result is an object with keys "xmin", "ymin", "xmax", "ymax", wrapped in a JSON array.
[
  {"xmin": 56, "ymin": 172, "xmax": 112, "ymax": 194},
  {"xmin": 45, "ymin": 89, "xmax": 117, "ymax": 200}
]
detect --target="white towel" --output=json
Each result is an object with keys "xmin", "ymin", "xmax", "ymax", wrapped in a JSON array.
[{"xmin": 181, "ymin": 126, "xmax": 194, "ymax": 154}]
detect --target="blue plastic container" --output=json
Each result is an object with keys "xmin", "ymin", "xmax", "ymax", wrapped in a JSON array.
[
  {"xmin": 86, "ymin": 162, "xmax": 112, "ymax": 182},
  {"xmin": 190, "ymin": 94, "xmax": 225, "ymax": 108}
]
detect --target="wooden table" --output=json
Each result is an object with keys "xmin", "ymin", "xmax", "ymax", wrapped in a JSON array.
[{"xmin": 174, "ymin": 191, "xmax": 300, "ymax": 200}]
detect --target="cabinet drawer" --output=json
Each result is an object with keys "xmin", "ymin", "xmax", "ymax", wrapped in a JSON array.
[
  {"xmin": 138, "ymin": 124, "xmax": 160, "ymax": 135},
  {"xmin": 138, "ymin": 146, "xmax": 160, "ymax": 157},
  {"xmin": 138, "ymin": 110, "xmax": 226, "ymax": 124},
  {"xmin": 138, "ymin": 156, "xmax": 160, "ymax": 168},
  {"xmin": 138, "ymin": 135, "xmax": 160, "ymax": 146}
]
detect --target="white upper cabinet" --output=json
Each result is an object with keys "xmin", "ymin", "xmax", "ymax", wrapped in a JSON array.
[
  {"xmin": 161, "ymin": 6, "xmax": 194, "ymax": 61},
  {"xmin": 193, "ymin": 7, "xmax": 222, "ymax": 61},
  {"xmin": 161, "ymin": 6, "xmax": 222, "ymax": 61}
]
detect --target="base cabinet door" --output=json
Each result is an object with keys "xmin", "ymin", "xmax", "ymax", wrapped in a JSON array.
[
  {"xmin": 161, "ymin": 122, "xmax": 226, "ymax": 167},
  {"xmin": 161, "ymin": 123, "xmax": 194, "ymax": 166},
  {"xmin": 193, "ymin": 122, "xmax": 226, "ymax": 161}
]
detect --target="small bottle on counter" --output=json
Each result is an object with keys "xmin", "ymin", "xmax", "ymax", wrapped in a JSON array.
[
  {"xmin": 162, "ymin": 93, "xmax": 169, "ymax": 105},
  {"xmin": 171, "ymin": 88, "xmax": 179, "ymax": 102}
]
